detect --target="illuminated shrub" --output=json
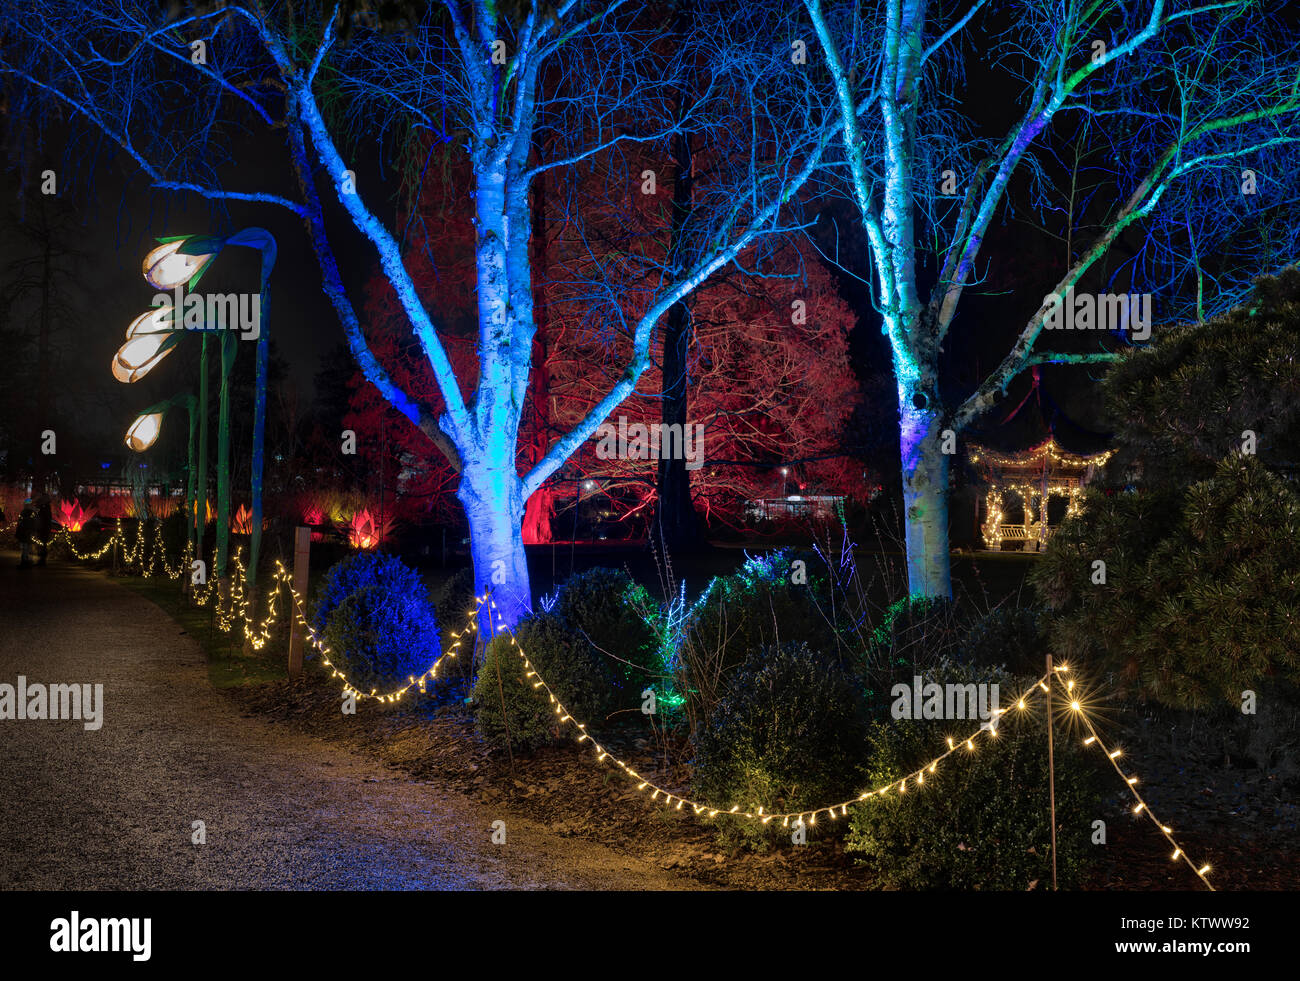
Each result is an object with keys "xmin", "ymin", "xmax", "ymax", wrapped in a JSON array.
[
  {"xmin": 313, "ymin": 552, "xmax": 427, "ymax": 634},
  {"xmin": 554, "ymin": 567, "xmax": 661, "ymax": 691},
  {"xmin": 863, "ymin": 595, "xmax": 963, "ymax": 663},
  {"xmin": 473, "ymin": 632, "xmax": 556, "ymax": 753},
  {"xmin": 313, "ymin": 553, "xmax": 441, "ymax": 692},
  {"xmin": 691, "ymin": 641, "xmax": 871, "ymax": 850},
  {"xmin": 857, "ymin": 596, "xmax": 1046, "ymax": 713},
  {"xmin": 472, "ymin": 613, "xmax": 618, "ymax": 752},
  {"xmin": 846, "ymin": 662, "xmax": 1100, "ymax": 889},
  {"xmin": 683, "ymin": 551, "xmax": 837, "ymax": 723},
  {"xmin": 435, "ymin": 567, "xmax": 478, "ymax": 682}
]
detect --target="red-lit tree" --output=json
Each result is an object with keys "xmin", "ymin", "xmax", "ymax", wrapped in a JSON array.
[{"xmin": 345, "ymin": 143, "xmax": 863, "ymax": 542}]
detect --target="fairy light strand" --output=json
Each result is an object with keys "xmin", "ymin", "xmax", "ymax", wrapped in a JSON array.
[
  {"xmin": 485, "ymin": 595, "xmax": 1046, "ymax": 826},
  {"xmin": 39, "ymin": 525, "xmax": 1224, "ymax": 883},
  {"xmin": 1071, "ymin": 702, "xmax": 1214, "ymax": 891}
]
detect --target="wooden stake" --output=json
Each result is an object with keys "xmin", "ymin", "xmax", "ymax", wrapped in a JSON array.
[
  {"xmin": 1046, "ymin": 652, "xmax": 1058, "ymax": 891},
  {"xmin": 287, "ymin": 526, "xmax": 311, "ymax": 681}
]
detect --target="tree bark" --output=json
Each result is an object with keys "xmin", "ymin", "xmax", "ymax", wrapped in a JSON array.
[
  {"xmin": 899, "ymin": 400, "xmax": 952, "ymax": 598},
  {"xmin": 652, "ymin": 84, "xmax": 701, "ymax": 554},
  {"xmin": 459, "ymin": 461, "xmax": 531, "ymax": 642}
]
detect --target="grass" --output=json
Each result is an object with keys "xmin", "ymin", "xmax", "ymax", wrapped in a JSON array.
[{"xmin": 115, "ymin": 573, "xmax": 288, "ymax": 688}]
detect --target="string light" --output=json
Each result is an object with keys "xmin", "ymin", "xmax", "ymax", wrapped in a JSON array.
[
  {"xmin": 973, "ymin": 439, "xmax": 1113, "ymax": 548},
  {"xmin": 1070, "ymin": 690, "xmax": 1214, "ymax": 892},
  {"xmin": 44, "ymin": 526, "xmax": 1220, "ymax": 889},
  {"xmin": 480, "ymin": 594, "xmax": 1051, "ymax": 826}
]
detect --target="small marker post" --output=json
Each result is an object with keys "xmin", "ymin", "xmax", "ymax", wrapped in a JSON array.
[
  {"xmin": 1047, "ymin": 653, "xmax": 1058, "ymax": 891},
  {"xmin": 287, "ymin": 525, "xmax": 310, "ymax": 681}
]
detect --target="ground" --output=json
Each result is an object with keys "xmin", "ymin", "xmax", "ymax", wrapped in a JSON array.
[{"xmin": 0, "ymin": 555, "xmax": 702, "ymax": 890}]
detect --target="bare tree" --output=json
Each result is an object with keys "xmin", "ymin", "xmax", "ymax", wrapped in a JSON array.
[
  {"xmin": 1, "ymin": 0, "xmax": 832, "ymax": 624},
  {"xmin": 801, "ymin": 0, "xmax": 1300, "ymax": 596}
]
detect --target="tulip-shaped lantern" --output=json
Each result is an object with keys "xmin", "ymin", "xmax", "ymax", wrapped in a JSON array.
[
  {"xmin": 125, "ymin": 305, "xmax": 175, "ymax": 339},
  {"xmin": 111, "ymin": 330, "xmax": 180, "ymax": 383},
  {"xmin": 124, "ymin": 409, "xmax": 166, "ymax": 451},
  {"xmin": 142, "ymin": 240, "xmax": 217, "ymax": 290},
  {"xmin": 123, "ymin": 394, "xmax": 199, "ymax": 559}
]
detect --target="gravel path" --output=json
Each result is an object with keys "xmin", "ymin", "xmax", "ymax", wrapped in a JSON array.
[{"xmin": 0, "ymin": 554, "xmax": 701, "ymax": 890}]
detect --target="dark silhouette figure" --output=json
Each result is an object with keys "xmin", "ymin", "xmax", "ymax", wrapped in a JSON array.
[
  {"xmin": 16, "ymin": 500, "xmax": 36, "ymax": 568},
  {"xmin": 33, "ymin": 493, "xmax": 52, "ymax": 565}
]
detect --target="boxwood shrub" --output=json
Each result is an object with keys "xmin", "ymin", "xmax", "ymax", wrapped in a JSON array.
[
  {"xmin": 554, "ymin": 566, "xmax": 662, "ymax": 692},
  {"xmin": 691, "ymin": 641, "xmax": 872, "ymax": 850},
  {"xmin": 319, "ymin": 578, "xmax": 441, "ymax": 694},
  {"xmin": 313, "ymin": 552, "xmax": 430, "ymax": 635},
  {"xmin": 472, "ymin": 612, "xmax": 621, "ymax": 752},
  {"xmin": 683, "ymin": 550, "xmax": 840, "ymax": 718},
  {"xmin": 846, "ymin": 661, "xmax": 1100, "ymax": 889}
]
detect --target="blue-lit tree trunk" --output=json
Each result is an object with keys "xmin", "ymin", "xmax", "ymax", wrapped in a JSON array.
[
  {"xmin": 271, "ymin": 8, "xmax": 826, "ymax": 629},
  {"xmin": 900, "ymin": 402, "xmax": 951, "ymax": 597}
]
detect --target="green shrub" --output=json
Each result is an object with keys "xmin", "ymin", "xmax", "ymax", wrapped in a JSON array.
[
  {"xmin": 472, "ymin": 612, "xmax": 620, "ymax": 752},
  {"xmin": 473, "ymin": 630, "xmax": 557, "ymax": 753},
  {"xmin": 683, "ymin": 551, "xmax": 838, "ymax": 723},
  {"xmin": 1033, "ymin": 455, "xmax": 1300, "ymax": 707},
  {"xmin": 859, "ymin": 596, "xmax": 964, "ymax": 715},
  {"xmin": 435, "ymin": 566, "xmax": 478, "ymax": 681},
  {"xmin": 437, "ymin": 566, "xmax": 477, "ymax": 632},
  {"xmin": 691, "ymin": 641, "xmax": 872, "ymax": 850},
  {"xmin": 320, "ymin": 579, "xmax": 441, "ymax": 694},
  {"xmin": 961, "ymin": 604, "xmax": 1044, "ymax": 674},
  {"xmin": 1099, "ymin": 265, "xmax": 1300, "ymax": 492},
  {"xmin": 555, "ymin": 566, "xmax": 661, "ymax": 690},
  {"xmin": 846, "ymin": 662, "xmax": 1100, "ymax": 889}
]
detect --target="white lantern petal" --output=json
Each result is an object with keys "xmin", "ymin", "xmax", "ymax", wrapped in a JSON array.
[
  {"xmin": 112, "ymin": 333, "xmax": 178, "ymax": 383},
  {"xmin": 142, "ymin": 240, "xmax": 216, "ymax": 290},
  {"xmin": 125, "ymin": 412, "xmax": 165, "ymax": 451}
]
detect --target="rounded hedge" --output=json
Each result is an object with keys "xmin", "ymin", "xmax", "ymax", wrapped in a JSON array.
[
  {"xmin": 691, "ymin": 641, "xmax": 872, "ymax": 850},
  {"xmin": 961, "ymin": 604, "xmax": 1044, "ymax": 675},
  {"xmin": 472, "ymin": 612, "xmax": 620, "ymax": 752},
  {"xmin": 554, "ymin": 566, "xmax": 662, "ymax": 691},
  {"xmin": 313, "ymin": 551, "xmax": 431, "ymax": 635},
  {"xmin": 320, "ymin": 576, "xmax": 441, "ymax": 694},
  {"xmin": 473, "ymin": 631, "xmax": 557, "ymax": 753},
  {"xmin": 846, "ymin": 661, "xmax": 1101, "ymax": 889},
  {"xmin": 686, "ymin": 550, "xmax": 837, "ymax": 680}
]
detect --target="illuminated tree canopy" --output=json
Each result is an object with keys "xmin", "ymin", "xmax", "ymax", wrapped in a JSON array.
[
  {"xmin": 4, "ymin": 0, "xmax": 1299, "ymax": 615},
  {"xmin": 800, "ymin": 0, "xmax": 1300, "ymax": 596},
  {"xmin": 1, "ymin": 0, "xmax": 836, "ymax": 625}
]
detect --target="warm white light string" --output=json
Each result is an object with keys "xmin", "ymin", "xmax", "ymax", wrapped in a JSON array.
[
  {"xmin": 1075, "ymin": 710, "xmax": 1215, "ymax": 890},
  {"xmin": 485, "ymin": 594, "xmax": 1043, "ymax": 827},
  {"xmin": 39, "ymin": 530, "xmax": 1219, "ymax": 884}
]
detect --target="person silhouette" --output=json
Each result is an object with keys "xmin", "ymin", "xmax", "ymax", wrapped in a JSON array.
[{"xmin": 17, "ymin": 499, "xmax": 36, "ymax": 568}]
